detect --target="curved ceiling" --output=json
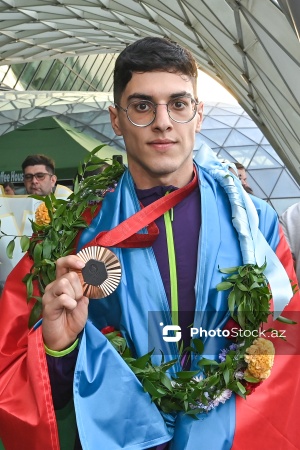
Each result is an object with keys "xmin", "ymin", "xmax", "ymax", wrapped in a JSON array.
[{"xmin": 0, "ymin": 0, "xmax": 299, "ymax": 181}]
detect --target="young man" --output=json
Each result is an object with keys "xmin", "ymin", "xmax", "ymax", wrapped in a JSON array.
[
  {"xmin": 22, "ymin": 154, "xmax": 57, "ymax": 195},
  {"xmin": 0, "ymin": 37, "xmax": 299, "ymax": 450}
]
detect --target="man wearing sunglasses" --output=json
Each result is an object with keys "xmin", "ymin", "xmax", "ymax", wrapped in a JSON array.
[{"xmin": 22, "ymin": 154, "xmax": 57, "ymax": 196}]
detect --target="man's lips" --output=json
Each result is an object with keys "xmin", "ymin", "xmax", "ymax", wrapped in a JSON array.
[{"xmin": 148, "ymin": 139, "xmax": 176, "ymax": 150}]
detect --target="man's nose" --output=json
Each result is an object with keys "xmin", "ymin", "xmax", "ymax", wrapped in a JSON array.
[{"xmin": 152, "ymin": 104, "xmax": 173, "ymax": 130}]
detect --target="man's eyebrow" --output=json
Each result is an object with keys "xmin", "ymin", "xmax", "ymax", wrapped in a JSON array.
[
  {"xmin": 127, "ymin": 93, "xmax": 152, "ymax": 102},
  {"xmin": 170, "ymin": 92, "xmax": 193, "ymax": 99},
  {"xmin": 127, "ymin": 92, "xmax": 193, "ymax": 102}
]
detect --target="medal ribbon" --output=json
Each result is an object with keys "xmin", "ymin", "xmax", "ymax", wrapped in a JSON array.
[{"xmin": 86, "ymin": 168, "xmax": 198, "ymax": 249}]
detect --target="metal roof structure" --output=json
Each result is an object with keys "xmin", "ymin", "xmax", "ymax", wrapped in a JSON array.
[{"xmin": 0, "ymin": 0, "xmax": 299, "ymax": 189}]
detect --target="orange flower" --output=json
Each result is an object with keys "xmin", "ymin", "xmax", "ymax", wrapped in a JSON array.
[
  {"xmin": 244, "ymin": 337, "xmax": 275, "ymax": 380},
  {"xmin": 35, "ymin": 202, "xmax": 51, "ymax": 226}
]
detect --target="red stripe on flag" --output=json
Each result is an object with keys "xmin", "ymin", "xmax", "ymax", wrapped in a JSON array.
[
  {"xmin": 0, "ymin": 254, "xmax": 59, "ymax": 450},
  {"xmin": 233, "ymin": 224, "xmax": 300, "ymax": 449}
]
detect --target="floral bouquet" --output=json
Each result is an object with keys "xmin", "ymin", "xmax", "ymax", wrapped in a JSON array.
[{"xmin": 99, "ymin": 261, "xmax": 293, "ymax": 418}]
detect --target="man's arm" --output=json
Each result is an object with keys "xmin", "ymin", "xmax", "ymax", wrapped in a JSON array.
[
  {"xmin": 42, "ymin": 255, "xmax": 89, "ymax": 411},
  {"xmin": 46, "ymin": 346, "xmax": 78, "ymax": 410}
]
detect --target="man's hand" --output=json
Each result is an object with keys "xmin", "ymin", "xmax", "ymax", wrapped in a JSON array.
[{"xmin": 42, "ymin": 255, "xmax": 88, "ymax": 351}]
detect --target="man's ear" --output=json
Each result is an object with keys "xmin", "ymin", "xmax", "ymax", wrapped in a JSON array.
[
  {"xmin": 51, "ymin": 175, "xmax": 57, "ymax": 187},
  {"xmin": 109, "ymin": 105, "xmax": 123, "ymax": 136},
  {"xmin": 195, "ymin": 101, "xmax": 204, "ymax": 133}
]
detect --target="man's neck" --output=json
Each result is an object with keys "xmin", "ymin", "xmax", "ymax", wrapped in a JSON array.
[{"xmin": 129, "ymin": 165, "xmax": 194, "ymax": 190}]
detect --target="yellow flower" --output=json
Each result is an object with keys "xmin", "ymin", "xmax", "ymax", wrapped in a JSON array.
[
  {"xmin": 35, "ymin": 202, "xmax": 51, "ymax": 226},
  {"xmin": 244, "ymin": 337, "xmax": 275, "ymax": 380}
]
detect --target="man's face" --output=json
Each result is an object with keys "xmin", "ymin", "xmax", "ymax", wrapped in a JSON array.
[
  {"xmin": 23, "ymin": 164, "xmax": 57, "ymax": 195},
  {"xmin": 109, "ymin": 71, "xmax": 203, "ymax": 189},
  {"xmin": 4, "ymin": 185, "xmax": 14, "ymax": 195},
  {"xmin": 238, "ymin": 168, "xmax": 248, "ymax": 188}
]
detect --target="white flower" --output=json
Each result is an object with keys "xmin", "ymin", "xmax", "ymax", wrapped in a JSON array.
[
  {"xmin": 193, "ymin": 375, "xmax": 204, "ymax": 383},
  {"xmin": 234, "ymin": 370, "xmax": 244, "ymax": 380},
  {"xmin": 212, "ymin": 389, "xmax": 232, "ymax": 407}
]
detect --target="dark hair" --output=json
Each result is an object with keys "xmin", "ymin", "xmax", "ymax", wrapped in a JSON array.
[
  {"xmin": 113, "ymin": 37, "xmax": 199, "ymax": 103},
  {"xmin": 243, "ymin": 185, "xmax": 254, "ymax": 195},
  {"xmin": 22, "ymin": 154, "xmax": 55, "ymax": 174},
  {"xmin": 3, "ymin": 182, "xmax": 15, "ymax": 191},
  {"xmin": 234, "ymin": 162, "xmax": 245, "ymax": 170}
]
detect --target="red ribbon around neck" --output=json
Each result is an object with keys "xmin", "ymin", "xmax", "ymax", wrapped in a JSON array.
[{"xmin": 86, "ymin": 168, "xmax": 198, "ymax": 249}]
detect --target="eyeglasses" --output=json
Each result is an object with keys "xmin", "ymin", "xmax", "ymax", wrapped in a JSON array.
[
  {"xmin": 24, "ymin": 172, "xmax": 53, "ymax": 182},
  {"xmin": 115, "ymin": 96, "xmax": 199, "ymax": 127}
]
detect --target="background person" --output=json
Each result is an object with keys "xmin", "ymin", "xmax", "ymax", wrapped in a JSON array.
[
  {"xmin": 22, "ymin": 154, "xmax": 57, "ymax": 196},
  {"xmin": 280, "ymin": 201, "xmax": 300, "ymax": 283},
  {"xmin": 234, "ymin": 161, "xmax": 254, "ymax": 194},
  {"xmin": 0, "ymin": 37, "xmax": 299, "ymax": 450},
  {"xmin": 3, "ymin": 182, "xmax": 15, "ymax": 195}
]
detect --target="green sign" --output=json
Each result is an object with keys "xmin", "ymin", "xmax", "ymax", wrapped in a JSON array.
[{"xmin": 0, "ymin": 171, "xmax": 24, "ymax": 184}]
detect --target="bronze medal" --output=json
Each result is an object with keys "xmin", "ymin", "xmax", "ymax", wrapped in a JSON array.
[{"xmin": 76, "ymin": 246, "xmax": 121, "ymax": 298}]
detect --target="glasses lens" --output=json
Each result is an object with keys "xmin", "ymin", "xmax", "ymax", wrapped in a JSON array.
[
  {"xmin": 168, "ymin": 97, "xmax": 197, "ymax": 123},
  {"xmin": 127, "ymin": 101, "xmax": 155, "ymax": 126},
  {"xmin": 35, "ymin": 173, "xmax": 47, "ymax": 180},
  {"xmin": 24, "ymin": 173, "xmax": 50, "ymax": 181}
]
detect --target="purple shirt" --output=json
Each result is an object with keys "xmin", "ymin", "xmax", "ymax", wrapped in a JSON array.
[
  {"xmin": 47, "ymin": 183, "xmax": 201, "ymax": 450},
  {"xmin": 136, "ymin": 184, "xmax": 201, "ymax": 350}
]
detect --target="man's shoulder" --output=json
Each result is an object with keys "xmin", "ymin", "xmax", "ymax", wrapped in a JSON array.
[
  {"xmin": 54, "ymin": 184, "xmax": 73, "ymax": 198},
  {"xmin": 280, "ymin": 201, "xmax": 300, "ymax": 221},
  {"xmin": 249, "ymin": 194, "xmax": 277, "ymax": 218}
]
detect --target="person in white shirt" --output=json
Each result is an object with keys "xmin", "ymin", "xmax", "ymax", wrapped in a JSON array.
[{"xmin": 280, "ymin": 201, "xmax": 300, "ymax": 283}]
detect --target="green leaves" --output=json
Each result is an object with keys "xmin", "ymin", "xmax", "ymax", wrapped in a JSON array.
[
  {"xmin": 143, "ymin": 378, "xmax": 165, "ymax": 397},
  {"xmin": 0, "ymin": 148, "xmax": 126, "ymax": 328},
  {"xmin": 191, "ymin": 338, "xmax": 204, "ymax": 355},
  {"xmin": 6, "ymin": 239, "xmax": 15, "ymax": 259},
  {"xmin": 159, "ymin": 372, "xmax": 173, "ymax": 391},
  {"xmin": 218, "ymin": 266, "xmax": 240, "ymax": 274},
  {"xmin": 28, "ymin": 299, "xmax": 43, "ymax": 329},
  {"xmin": 175, "ymin": 370, "xmax": 200, "ymax": 380},
  {"xmin": 130, "ymin": 351, "xmax": 153, "ymax": 370},
  {"xmin": 236, "ymin": 382, "xmax": 246, "ymax": 395},
  {"xmin": 217, "ymin": 262, "xmax": 272, "ymax": 331},
  {"xmin": 20, "ymin": 235, "xmax": 30, "ymax": 252},
  {"xmin": 99, "ymin": 258, "xmax": 295, "ymax": 419},
  {"xmin": 243, "ymin": 374, "xmax": 260, "ymax": 383},
  {"xmin": 276, "ymin": 315, "xmax": 297, "ymax": 325},
  {"xmin": 198, "ymin": 358, "xmax": 219, "ymax": 367},
  {"xmin": 216, "ymin": 281, "xmax": 233, "ymax": 291}
]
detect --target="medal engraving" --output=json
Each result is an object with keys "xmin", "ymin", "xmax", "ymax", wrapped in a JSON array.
[
  {"xmin": 82, "ymin": 259, "xmax": 108, "ymax": 286},
  {"xmin": 76, "ymin": 246, "xmax": 121, "ymax": 298}
]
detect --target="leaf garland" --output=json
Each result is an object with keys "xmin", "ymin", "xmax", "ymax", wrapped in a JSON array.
[
  {"xmin": 103, "ymin": 261, "xmax": 294, "ymax": 418},
  {"xmin": 0, "ymin": 145, "xmax": 125, "ymax": 327}
]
